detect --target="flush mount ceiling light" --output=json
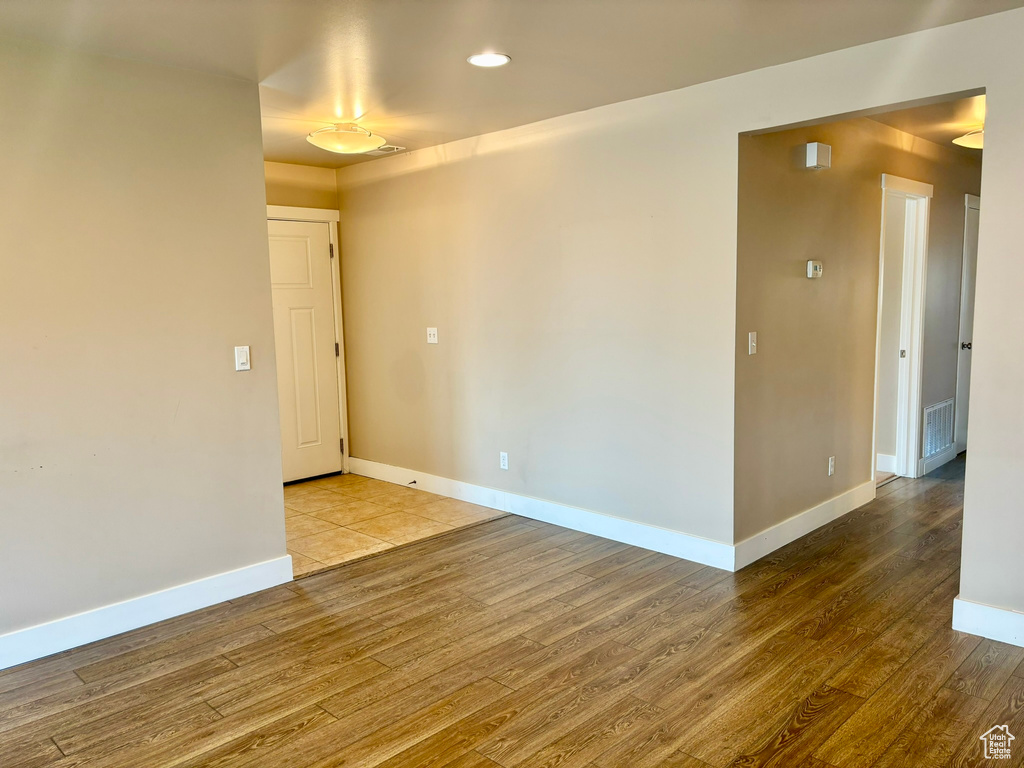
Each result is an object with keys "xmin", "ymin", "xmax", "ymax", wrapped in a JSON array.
[
  {"xmin": 952, "ymin": 128, "xmax": 984, "ymax": 149},
  {"xmin": 467, "ymin": 52, "xmax": 511, "ymax": 67},
  {"xmin": 307, "ymin": 123, "xmax": 387, "ymax": 154}
]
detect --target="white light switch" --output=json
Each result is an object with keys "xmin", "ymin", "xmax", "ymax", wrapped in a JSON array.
[
  {"xmin": 426, "ymin": 327, "xmax": 438, "ymax": 344},
  {"xmin": 234, "ymin": 346, "xmax": 251, "ymax": 371},
  {"xmin": 748, "ymin": 332, "xmax": 757, "ymax": 356}
]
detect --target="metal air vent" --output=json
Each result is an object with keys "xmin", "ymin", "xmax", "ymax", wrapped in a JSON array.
[{"xmin": 365, "ymin": 145, "xmax": 406, "ymax": 156}]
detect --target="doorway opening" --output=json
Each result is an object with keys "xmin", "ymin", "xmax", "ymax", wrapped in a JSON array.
[
  {"xmin": 733, "ymin": 89, "xmax": 983, "ymax": 544},
  {"xmin": 265, "ymin": 205, "xmax": 507, "ymax": 578},
  {"xmin": 871, "ymin": 94, "xmax": 984, "ymax": 482},
  {"xmin": 874, "ymin": 175, "xmax": 933, "ymax": 480}
]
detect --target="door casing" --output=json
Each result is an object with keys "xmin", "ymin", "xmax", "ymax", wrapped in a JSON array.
[{"xmin": 873, "ymin": 174, "xmax": 933, "ymax": 480}]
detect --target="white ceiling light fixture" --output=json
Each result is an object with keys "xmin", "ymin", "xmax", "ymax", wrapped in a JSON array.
[
  {"xmin": 952, "ymin": 128, "xmax": 984, "ymax": 149},
  {"xmin": 467, "ymin": 52, "xmax": 511, "ymax": 68},
  {"xmin": 306, "ymin": 123, "xmax": 387, "ymax": 154}
]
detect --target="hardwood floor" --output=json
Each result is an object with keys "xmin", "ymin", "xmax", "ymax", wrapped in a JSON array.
[{"xmin": 3, "ymin": 457, "xmax": 1021, "ymax": 768}]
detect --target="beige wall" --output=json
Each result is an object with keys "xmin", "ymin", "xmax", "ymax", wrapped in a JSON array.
[
  {"xmin": 0, "ymin": 40, "xmax": 286, "ymax": 634},
  {"xmin": 264, "ymin": 161, "xmax": 338, "ymax": 209},
  {"xmin": 337, "ymin": 7, "xmax": 1024, "ymax": 623},
  {"xmin": 735, "ymin": 118, "xmax": 981, "ymax": 541},
  {"xmin": 959, "ymin": 83, "xmax": 1024, "ymax": 612},
  {"xmin": 336, "ymin": 122, "xmax": 737, "ymax": 544}
]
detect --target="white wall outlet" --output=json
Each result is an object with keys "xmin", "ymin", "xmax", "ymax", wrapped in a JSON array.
[
  {"xmin": 828, "ymin": 456, "xmax": 836, "ymax": 476},
  {"xmin": 748, "ymin": 332, "xmax": 757, "ymax": 356},
  {"xmin": 234, "ymin": 346, "xmax": 251, "ymax": 371},
  {"xmin": 499, "ymin": 451, "xmax": 509, "ymax": 471},
  {"xmin": 426, "ymin": 327, "xmax": 438, "ymax": 344}
]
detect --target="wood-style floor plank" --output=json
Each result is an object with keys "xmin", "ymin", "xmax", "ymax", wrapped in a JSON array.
[
  {"xmin": 943, "ymin": 674, "xmax": 1024, "ymax": 767},
  {"xmin": 946, "ymin": 639, "xmax": 1024, "ymax": 701},
  {"xmin": 814, "ymin": 627, "xmax": 981, "ymax": 767},
  {"xmin": 725, "ymin": 684, "xmax": 864, "ymax": 768},
  {"xmin": 871, "ymin": 687, "xmax": 988, "ymax": 768},
  {"xmin": 1, "ymin": 457, "xmax": 1002, "ymax": 768}
]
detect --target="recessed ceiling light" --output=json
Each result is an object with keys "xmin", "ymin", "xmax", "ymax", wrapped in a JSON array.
[
  {"xmin": 467, "ymin": 52, "xmax": 511, "ymax": 68},
  {"xmin": 952, "ymin": 128, "xmax": 984, "ymax": 149},
  {"xmin": 307, "ymin": 123, "xmax": 387, "ymax": 154}
]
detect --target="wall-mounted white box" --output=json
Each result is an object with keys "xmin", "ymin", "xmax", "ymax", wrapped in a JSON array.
[{"xmin": 806, "ymin": 142, "xmax": 831, "ymax": 170}]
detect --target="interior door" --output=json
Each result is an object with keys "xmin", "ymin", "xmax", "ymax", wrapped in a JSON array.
[
  {"xmin": 954, "ymin": 194, "xmax": 980, "ymax": 454},
  {"xmin": 268, "ymin": 219, "xmax": 342, "ymax": 482},
  {"xmin": 875, "ymin": 191, "xmax": 907, "ymax": 472}
]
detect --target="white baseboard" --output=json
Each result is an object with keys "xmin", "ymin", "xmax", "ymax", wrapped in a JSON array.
[
  {"xmin": 350, "ymin": 458, "xmax": 508, "ymax": 512},
  {"xmin": 0, "ymin": 555, "xmax": 293, "ymax": 671},
  {"xmin": 920, "ymin": 444, "xmax": 958, "ymax": 476},
  {"xmin": 348, "ymin": 458, "xmax": 736, "ymax": 570},
  {"xmin": 503, "ymin": 491, "xmax": 735, "ymax": 571},
  {"xmin": 350, "ymin": 459, "xmax": 878, "ymax": 573},
  {"xmin": 953, "ymin": 596, "xmax": 1024, "ymax": 648},
  {"xmin": 732, "ymin": 480, "xmax": 877, "ymax": 570},
  {"xmin": 876, "ymin": 453, "xmax": 897, "ymax": 473}
]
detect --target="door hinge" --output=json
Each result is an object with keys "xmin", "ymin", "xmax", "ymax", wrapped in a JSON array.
[
  {"xmin": 329, "ymin": 243, "xmax": 334, "ymax": 258},
  {"xmin": 340, "ymin": 438, "xmax": 345, "ymax": 453},
  {"xmin": 335, "ymin": 342, "xmax": 340, "ymax": 357}
]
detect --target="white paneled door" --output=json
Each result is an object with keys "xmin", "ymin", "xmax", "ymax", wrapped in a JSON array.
[
  {"xmin": 955, "ymin": 195, "xmax": 980, "ymax": 454},
  {"xmin": 268, "ymin": 219, "xmax": 342, "ymax": 482}
]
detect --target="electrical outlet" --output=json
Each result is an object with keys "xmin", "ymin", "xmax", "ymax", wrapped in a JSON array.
[
  {"xmin": 828, "ymin": 456, "xmax": 836, "ymax": 476},
  {"xmin": 499, "ymin": 452, "xmax": 509, "ymax": 471},
  {"xmin": 426, "ymin": 327, "xmax": 438, "ymax": 344}
]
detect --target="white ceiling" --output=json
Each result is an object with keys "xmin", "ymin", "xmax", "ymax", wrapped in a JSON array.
[
  {"xmin": 870, "ymin": 94, "xmax": 986, "ymax": 152},
  {"xmin": 0, "ymin": 1, "xmax": 1018, "ymax": 167}
]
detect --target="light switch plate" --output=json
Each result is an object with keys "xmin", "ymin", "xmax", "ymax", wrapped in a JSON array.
[
  {"xmin": 234, "ymin": 346, "xmax": 251, "ymax": 371},
  {"xmin": 748, "ymin": 332, "xmax": 757, "ymax": 356},
  {"xmin": 426, "ymin": 327, "xmax": 438, "ymax": 344}
]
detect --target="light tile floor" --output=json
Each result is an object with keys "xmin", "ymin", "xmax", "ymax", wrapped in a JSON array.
[{"xmin": 284, "ymin": 473, "xmax": 506, "ymax": 577}]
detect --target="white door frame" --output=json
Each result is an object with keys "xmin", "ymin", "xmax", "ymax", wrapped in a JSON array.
[
  {"xmin": 267, "ymin": 205, "xmax": 349, "ymax": 473},
  {"xmin": 874, "ymin": 174, "xmax": 933, "ymax": 479},
  {"xmin": 954, "ymin": 193, "xmax": 981, "ymax": 454}
]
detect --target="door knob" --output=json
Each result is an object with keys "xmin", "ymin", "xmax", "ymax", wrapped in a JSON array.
[{"xmin": 961, "ymin": 342, "xmax": 972, "ymax": 350}]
